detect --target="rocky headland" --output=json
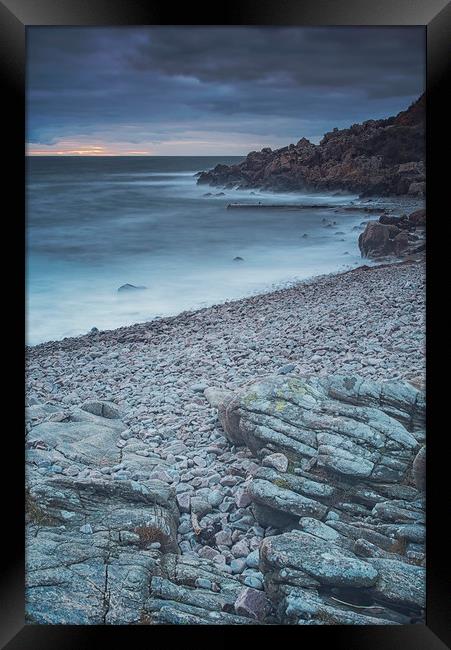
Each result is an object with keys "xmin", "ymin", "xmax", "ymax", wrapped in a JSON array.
[
  {"xmin": 26, "ymin": 260, "xmax": 425, "ymax": 625},
  {"xmin": 197, "ymin": 95, "xmax": 425, "ymax": 197}
]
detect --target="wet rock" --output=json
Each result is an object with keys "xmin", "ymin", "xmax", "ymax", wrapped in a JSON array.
[
  {"xmin": 117, "ymin": 284, "xmax": 147, "ymax": 293},
  {"xmin": 408, "ymin": 208, "xmax": 426, "ymax": 226},
  {"xmin": 358, "ymin": 222, "xmax": 403, "ymax": 258}
]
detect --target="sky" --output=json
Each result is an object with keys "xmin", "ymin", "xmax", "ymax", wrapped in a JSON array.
[{"xmin": 26, "ymin": 26, "xmax": 425, "ymax": 156}]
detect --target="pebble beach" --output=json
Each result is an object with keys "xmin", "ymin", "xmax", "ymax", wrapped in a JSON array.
[{"xmin": 26, "ymin": 258, "xmax": 425, "ymax": 564}]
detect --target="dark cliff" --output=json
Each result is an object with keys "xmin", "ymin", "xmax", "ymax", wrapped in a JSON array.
[{"xmin": 197, "ymin": 95, "xmax": 425, "ymax": 197}]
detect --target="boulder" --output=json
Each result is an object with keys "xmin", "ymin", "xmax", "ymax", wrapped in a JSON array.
[
  {"xmin": 212, "ymin": 373, "xmax": 425, "ymax": 625},
  {"xmin": 408, "ymin": 208, "xmax": 426, "ymax": 226},
  {"xmin": 218, "ymin": 374, "xmax": 422, "ymax": 482},
  {"xmin": 117, "ymin": 284, "xmax": 147, "ymax": 293},
  {"xmin": 358, "ymin": 221, "xmax": 403, "ymax": 258}
]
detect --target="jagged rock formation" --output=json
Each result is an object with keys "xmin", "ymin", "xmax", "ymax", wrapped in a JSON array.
[
  {"xmin": 359, "ymin": 208, "xmax": 426, "ymax": 259},
  {"xmin": 197, "ymin": 95, "xmax": 425, "ymax": 197}
]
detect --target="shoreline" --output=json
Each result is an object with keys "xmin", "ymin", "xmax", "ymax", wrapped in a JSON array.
[
  {"xmin": 26, "ymin": 254, "xmax": 425, "ymax": 624},
  {"xmin": 26, "ymin": 258, "xmax": 410, "ymax": 353},
  {"xmin": 26, "ymin": 258, "xmax": 425, "ymax": 387}
]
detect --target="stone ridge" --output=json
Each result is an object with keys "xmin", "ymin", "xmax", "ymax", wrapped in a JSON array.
[{"xmin": 197, "ymin": 95, "xmax": 425, "ymax": 197}]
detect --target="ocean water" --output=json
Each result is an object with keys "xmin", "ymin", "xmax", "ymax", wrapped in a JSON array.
[{"xmin": 26, "ymin": 156, "xmax": 369, "ymax": 345}]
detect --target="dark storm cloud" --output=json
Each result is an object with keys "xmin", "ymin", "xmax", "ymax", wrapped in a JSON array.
[
  {"xmin": 128, "ymin": 27, "xmax": 423, "ymax": 96},
  {"xmin": 26, "ymin": 27, "xmax": 425, "ymax": 155}
]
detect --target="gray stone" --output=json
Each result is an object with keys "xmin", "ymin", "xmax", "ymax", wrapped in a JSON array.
[
  {"xmin": 245, "ymin": 550, "xmax": 260, "ymax": 569},
  {"xmin": 204, "ymin": 387, "xmax": 232, "ymax": 408},
  {"xmin": 26, "ymin": 407, "xmax": 179, "ymax": 625},
  {"xmin": 80, "ymin": 400, "xmax": 122, "ymax": 420},
  {"xmin": 262, "ymin": 453, "xmax": 289, "ymax": 473},
  {"xmin": 207, "ymin": 490, "xmax": 223, "ymax": 508},
  {"xmin": 260, "ymin": 531, "xmax": 379, "ymax": 589},
  {"xmin": 231, "ymin": 539, "xmax": 249, "ymax": 558},
  {"xmin": 215, "ymin": 529, "xmax": 232, "ymax": 546},
  {"xmin": 243, "ymin": 576, "xmax": 263, "ymax": 590},
  {"xmin": 277, "ymin": 364, "xmax": 296, "ymax": 375},
  {"xmin": 79, "ymin": 523, "xmax": 93, "ymax": 534},
  {"xmin": 368, "ymin": 558, "xmax": 425, "ymax": 609},
  {"xmin": 218, "ymin": 375, "xmax": 422, "ymax": 482},
  {"xmin": 190, "ymin": 497, "xmax": 212, "ymax": 517},
  {"xmin": 230, "ymin": 558, "xmax": 246, "ymax": 574}
]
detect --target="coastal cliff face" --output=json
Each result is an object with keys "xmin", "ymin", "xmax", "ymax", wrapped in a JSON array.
[{"xmin": 197, "ymin": 95, "xmax": 425, "ymax": 197}]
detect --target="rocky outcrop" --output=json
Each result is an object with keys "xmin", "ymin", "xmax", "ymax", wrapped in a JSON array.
[
  {"xmin": 25, "ymin": 400, "xmax": 268, "ymax": 626},
  {"xmin": 358, "ymin": 208, "xmax": 425, "ymax": 259},
  {"xmin": 197, "ymin": 95, "xmax": 425, "ymax": 197},
  {"xmin": 25, "ymin": 401, "xmax": 179, "ymax": 624},
  {"xmin": 261, "ymin": 530, "xmax": 425, "ymax": 625},
  {"xmin": 214, "ymin": 374, "xmax": 425, "ymax": 625}
]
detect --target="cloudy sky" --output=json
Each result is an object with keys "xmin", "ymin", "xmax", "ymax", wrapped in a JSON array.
[{"xmin": 26, "ymin": 26, "xmax": 425, "ymax": 156}]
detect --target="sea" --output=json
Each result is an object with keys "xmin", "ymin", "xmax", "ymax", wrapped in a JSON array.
[{"xmin": 26, "ymin": 155, "xmax": 369, "ymax": 345}]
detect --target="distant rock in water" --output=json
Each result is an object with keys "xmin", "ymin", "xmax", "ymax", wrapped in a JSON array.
[
  {"xmin": 117, "ymin": 283, "xmax": 147, "ymax": 293},
  {"xmin": 197, "ymin": 95, "xmax": 425, "ymax": 197},
  {"xmin": 233, "ymin": 257, "xmax": 244, "ymax": 262}
]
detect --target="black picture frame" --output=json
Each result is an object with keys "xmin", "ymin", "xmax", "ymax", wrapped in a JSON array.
[{"xmin": 2, "ymin": 0, "xmax": 449, "ymax": 647}]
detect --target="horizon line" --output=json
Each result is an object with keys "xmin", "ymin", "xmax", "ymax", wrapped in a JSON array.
[{"xmin": 25, "ymin": 153, "xmax": 248, "ymax": 158}]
